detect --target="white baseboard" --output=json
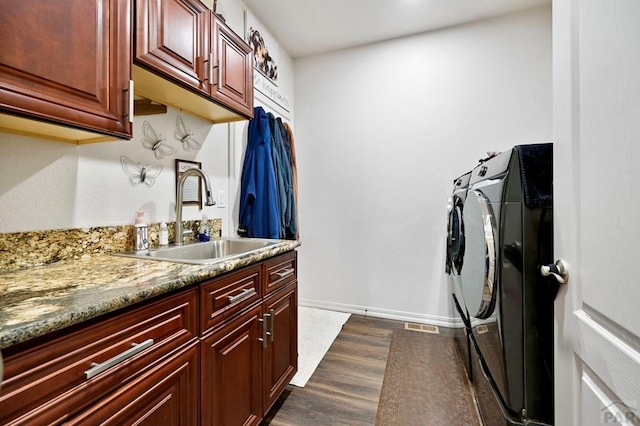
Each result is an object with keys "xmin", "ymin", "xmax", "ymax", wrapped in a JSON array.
[{"xmin": 298, "ymin": 298, "xmax": 464, "ymax": 329}]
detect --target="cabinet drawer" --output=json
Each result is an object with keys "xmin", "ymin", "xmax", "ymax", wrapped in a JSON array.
[
  {"xmin": 0, "ymin": 288, "xmax": 198, "ymax": 426},
  {"xmin": 263, "ymin": 251, "xmax": 297, "ymax": 297},
  {"xmin": 63, "ymin": 342, "xmax": 199, "ymax": 426},
  {"xmin": 200, "ymin": 264, "xmax": 262, "ymax": 333}
]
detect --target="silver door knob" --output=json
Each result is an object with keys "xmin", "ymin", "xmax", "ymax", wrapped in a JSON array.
[{"xmin": 541, "ymin": 259, "xmax": 568, "ymax": 284}]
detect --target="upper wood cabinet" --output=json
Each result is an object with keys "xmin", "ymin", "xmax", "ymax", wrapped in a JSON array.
[
  {"xmin": 135, "ymin": 0, "xmax": 210, "ymax": 95},
  {"xmin": 211, "ymin": 15, "xmax": 253, "ymax": 118},
  {"xmin": 134, "ymin": 0, "xmax": 254, "ymax": 122},
  {"xmin": 0, "ymin": 0, "xmax": 133, "ymax": 143}
]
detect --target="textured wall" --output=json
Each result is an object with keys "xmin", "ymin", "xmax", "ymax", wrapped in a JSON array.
[{"xmin": 0, "ymin": 106, "xmax": 229, "ymax": 233}]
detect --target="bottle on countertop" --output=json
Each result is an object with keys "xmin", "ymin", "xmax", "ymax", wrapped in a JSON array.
[
  {"xmin": 135, "ymin": 210, "xmax": 149, "ymax": 253},
  {"xmin": 198, "ymin": 214, "xmax": 211, "ymax": 242},
  {"xmin": 159, "ymin": 221, "xmax": 169, "ymax": 246}
]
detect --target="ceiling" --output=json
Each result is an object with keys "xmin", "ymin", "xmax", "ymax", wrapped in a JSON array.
[{"xmin": 242, "ymin": 0, "xmax": 551, "ymax": 58}]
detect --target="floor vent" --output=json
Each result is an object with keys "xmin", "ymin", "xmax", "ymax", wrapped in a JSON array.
[
  {"xmin": 476, "ymin": 325, "xmax": 489, "ymax": 334},
  {"xmin": 404, "ymin": 323, "xmax": 440, "ymax": 334}
]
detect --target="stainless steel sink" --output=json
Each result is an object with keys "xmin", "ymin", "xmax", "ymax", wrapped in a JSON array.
[{"xmin": 115, "ymin": 238, "xmax": 279, "ymax": 265}]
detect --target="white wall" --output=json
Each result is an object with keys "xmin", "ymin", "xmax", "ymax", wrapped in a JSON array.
[
  {"xmin": 0, "ymin": 107, "xmax": 230, "ymax": 233},
  {"xmin": 293, "ymin": 7, "xmax": 552, "ymax": 324}
]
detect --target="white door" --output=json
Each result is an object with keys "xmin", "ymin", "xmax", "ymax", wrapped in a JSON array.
[{"xmin": 554, "ymin": 1, "xmax": 640, "ymax": 425}]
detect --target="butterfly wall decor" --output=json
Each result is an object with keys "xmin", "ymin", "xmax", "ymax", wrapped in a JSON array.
[
  {"xmin": 120, "ymin": 156, "xmax": 163, "ymax": 187},
  {"xmin": 141, "ymin": 120, "xmax": 177, "ymax": 159},
  {"xmin": 174, "ymin": 115, "xmax": 202, "ymax": 151}
]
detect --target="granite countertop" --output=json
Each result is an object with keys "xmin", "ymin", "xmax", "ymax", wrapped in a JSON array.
[{"xmin": 0, "ymin": 239, "xmax": 300, "ymax": 350}]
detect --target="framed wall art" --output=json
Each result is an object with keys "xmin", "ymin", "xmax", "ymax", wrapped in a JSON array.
[{"xmin": 175, "ymin": 159, "xmax": 202, "ymax": 208}]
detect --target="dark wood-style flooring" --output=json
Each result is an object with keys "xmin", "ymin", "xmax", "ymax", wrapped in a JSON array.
[{"xmin": 262, "ymin": 314, "xmax": 404, "ymax": 426}]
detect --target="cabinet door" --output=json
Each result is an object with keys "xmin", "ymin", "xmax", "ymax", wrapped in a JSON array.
[
  {"xmin": 263, "ymin": 282, "xmax": 298, "ymax": 414},
  {"xmin": 211, "ymin": 15, "xmax": 253, "ymax": 118},
  {"xmin": 0, "ymin": 0, "xmax": 132, "ymax": 139},
  {"xmin": 64, "ymin": 343, "xmax": 199, "ymax": 425},
  {"xmin": 201, "ymin": 304, "xmax": 263, "ymax": 426},
  {"xmin": 135, "ymin": 0, "xmax": 209, "ymax": 95}
]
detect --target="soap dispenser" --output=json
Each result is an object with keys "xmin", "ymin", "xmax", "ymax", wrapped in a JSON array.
[
  {"xmin": 159, "ymin": 221, "xmax": 169, "ymax": 247},
  {"xmin": 135, "ymin": 210, "xmax": 149, "ymax": 253},
  {"xmin": 198, "ymin": 214, "xmax": 211, "ymax": 242}
]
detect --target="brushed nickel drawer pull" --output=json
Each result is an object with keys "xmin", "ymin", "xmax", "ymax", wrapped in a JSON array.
[
  {"xmin": 269, "ymin": 308, "xmax": 275, "ymax": 341},
  {"xmin": 264, "ymin": 312, "xmax": 272, "ymax": 343},
  {"xmin": 274, "ymin": 268, "xmax": 294, "ymax": 279},
  {"xmin": 259, "ymin": 313, "xmax": 271, "ymax": 348},
  {"xmin": 228, "ymin": 288, "xmax": 255, "ymax": 304},
  {"xmin": 84, "ymin": 339, "xmax": 154, "ymax": 379}
]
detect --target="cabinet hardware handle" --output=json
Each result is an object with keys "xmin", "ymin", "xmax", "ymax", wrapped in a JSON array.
[
  {"xmin": 197, "ymin": 55, "xmax": 205, "ymax": 83},
  {"xmin": 259, "ymin": 314, "xmax": 271, "ymax": 348},
  {"xmin": 228, "ymin": 288, "xmax": 255, "ymax": 304},
  {"xmin": 124, "ymin": 80, "xmax": 134, "ymax": 123},
  {"xmin": 264, "ymin": 313, "xmax": 272, "ymax": 342},
  {"xmin": 84, "ymin": 339, "xmax": 154, "ymax": 379},
  {"xmin": 274, "ymin": 268, "xmax": 294, "ymax": 279},
  {"xmin": 209, "ymin": 52, "xmax": 214, "ymax": 87},
  {"xmin": 269, "ymin": 308, "xmax": 275, "ymax": 341},
  {"xmin": 129, "ymin": 80, "xmax": 134, "ymax": 123}
]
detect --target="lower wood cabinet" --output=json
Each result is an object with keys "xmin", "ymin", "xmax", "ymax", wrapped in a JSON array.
[
  {"xmin": 64, "ymin": 343, "xmax": 199, "ymax": 425},
  {"xmin": 0, "ymin": 288, "xmax": 198, "ymax": 425},
  {"xmin": 201, "ymin": 304, "xmax": 263, "ymax": 426},
  {"xmin": 263, "ymin": 281, "xmax": 298, "ymax": 414},
  {"xmin": 0, "ymin": 250, "xmax": 298, "ymax": 426},
  {"xmin": 200, "ymin": 251, "xmax": 298, "ymax": 426}
]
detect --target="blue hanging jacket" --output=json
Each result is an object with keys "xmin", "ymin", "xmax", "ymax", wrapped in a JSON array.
[
  {"xmin": 239, "ymin": 107, "xmax": 281, "ymax": 239},
  {"xmin": 277, "ymin": 117, "xmax": 297, "ymax": 239},
  {"xmin": 268, "ymin": 112, "xmax": 287, "ymax": 238}
]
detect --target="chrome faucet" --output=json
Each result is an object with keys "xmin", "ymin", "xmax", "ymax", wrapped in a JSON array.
[{"xmin": 175, "ymin": 168, "xmax": 216, "ymax": 245}]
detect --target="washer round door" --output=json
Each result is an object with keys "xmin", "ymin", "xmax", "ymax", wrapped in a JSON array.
[
  {"xmin": 460, "ymin": 188, "xmax": 498, "ymax": 320},
  {"xmin": 446, "ymin": 195, "xmax": 466, "ymax": 275}
]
